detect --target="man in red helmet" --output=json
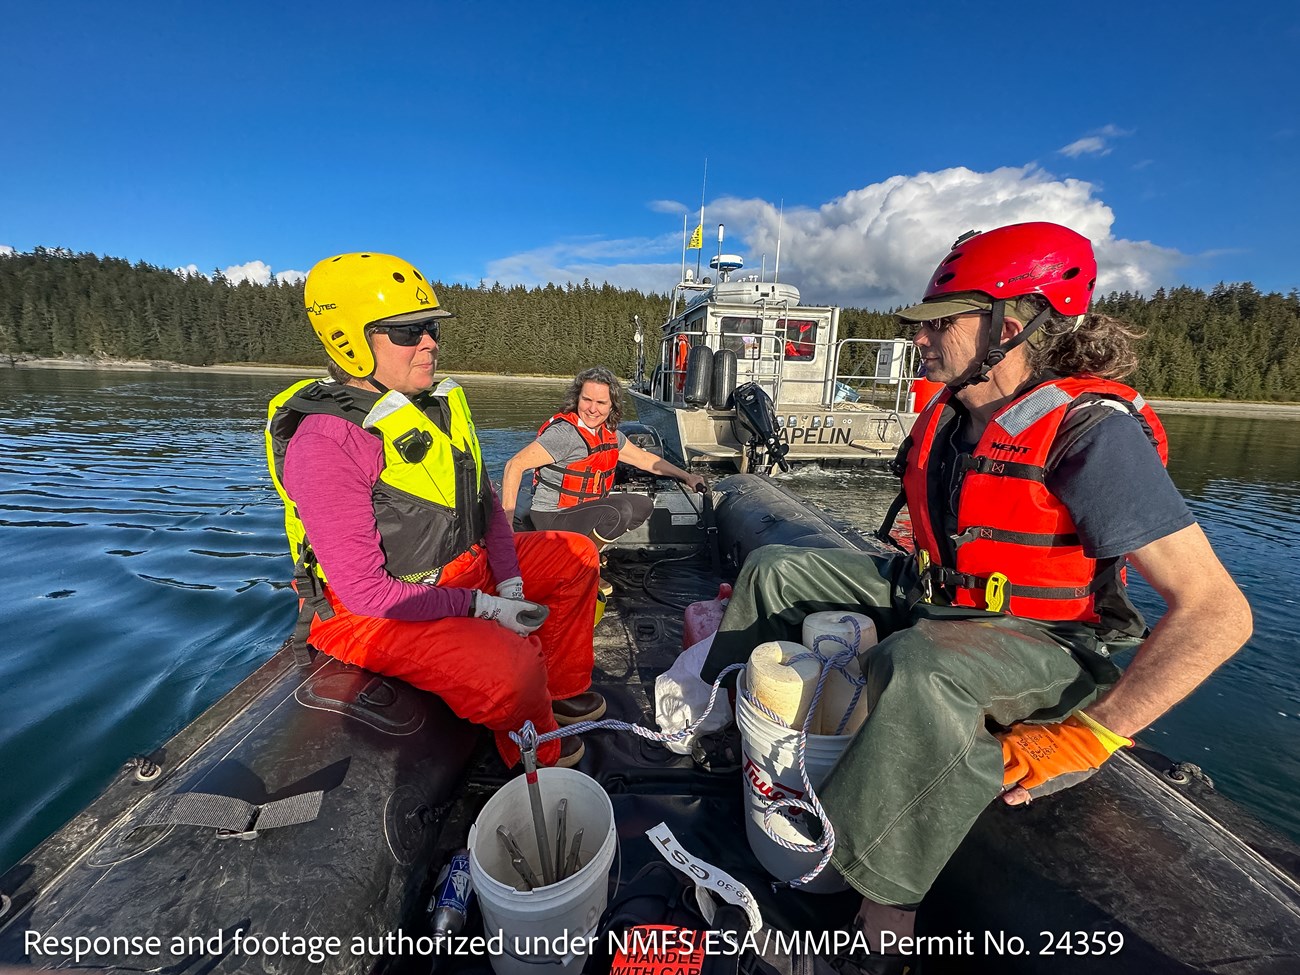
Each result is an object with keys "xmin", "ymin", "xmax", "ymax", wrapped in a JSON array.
[{"xmin": 701, "ymin": 223, "xmax": 1252, "ymax": 971}]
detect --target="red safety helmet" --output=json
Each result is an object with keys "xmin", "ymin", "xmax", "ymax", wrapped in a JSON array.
[{"xmin": 925, "ymin": 222, "xmax": 1097, "ymax": 315}]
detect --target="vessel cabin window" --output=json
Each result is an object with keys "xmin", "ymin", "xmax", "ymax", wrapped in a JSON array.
[
  {"xmin": 781, "ymin": 319, "xmax": 818, "ymax": 361},
  {"xmin": 719, "ymin": 316, "xmax": 761, "ymax": 359}
]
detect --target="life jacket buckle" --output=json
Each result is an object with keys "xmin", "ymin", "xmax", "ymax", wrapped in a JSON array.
[
  {"xmin": 985, "ymin": 572, "xmax": 1009, "ymax": 613},
  {"xmin": 957, "ymin": 453, "xmax": 996, "ymax": 475},
  {"xmin": 951, "ymin": 525, "xmax": 989, "ymax": 547}
]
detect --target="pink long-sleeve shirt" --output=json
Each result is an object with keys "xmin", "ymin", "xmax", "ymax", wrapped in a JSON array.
[{"xmin": 282, "ymin": 412, "xmax": 521, "ymax": 620}]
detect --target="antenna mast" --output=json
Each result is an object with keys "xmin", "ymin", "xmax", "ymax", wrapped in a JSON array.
[
  {"xmin": 774, "ymin": 199, "xmax": 784, "ymax": 284},
  {"xmin": 679, "ymin": 212, "xmax": 688, "ymax": 286}
]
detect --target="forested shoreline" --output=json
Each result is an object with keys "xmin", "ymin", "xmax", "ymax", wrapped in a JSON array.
[{"xmin": 2, "ymin": 247, "xmax": 1297, "ymax": 400}]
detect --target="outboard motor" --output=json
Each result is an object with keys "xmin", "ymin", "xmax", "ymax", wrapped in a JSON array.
[{"xmin": 731, "ymin": 382, "xmax": 790, "ymax": 475}]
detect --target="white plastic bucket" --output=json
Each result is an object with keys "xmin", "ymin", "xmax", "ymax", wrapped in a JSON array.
[
  {"xmin": 735, "ymin": 670, "xmax": 851, "ymax": 893},
  {"xmin": 468, "ymin": 767, "xmax": 616, "ymax": 975}
]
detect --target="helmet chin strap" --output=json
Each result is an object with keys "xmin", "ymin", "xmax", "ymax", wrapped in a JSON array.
[{"xmin": 946, "ymin": 299, "xmax": 1053, "ymax": 391}]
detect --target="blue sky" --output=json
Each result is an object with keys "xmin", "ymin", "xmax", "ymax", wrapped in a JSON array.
[{"xmin": 2, "ymin": 1, "xmax": 1296, "ymax": 309}]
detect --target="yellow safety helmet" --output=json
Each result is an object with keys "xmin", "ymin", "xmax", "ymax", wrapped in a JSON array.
[{"xmin": 304, "ymin": 252, "xmax": 453, "ymax": 378}]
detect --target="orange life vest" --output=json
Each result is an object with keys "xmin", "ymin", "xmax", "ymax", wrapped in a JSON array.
[
  {"xmin": 673, "ymin": 335, "xmax": 690, "ymax": 394},
  {"xmin": 907, "ymin": 370, "xmax": 945, "ymax": 413},
  {"xmin": 532, "ymin": 412, "xmax": 621, "ymax": 509},
  {"xmin": 783, "ymin": 320, "xmax": 815, "ymax": 359},
  {"xmin": 902, "ymin": 376, "xmax": 1167, "ymax": 629}
]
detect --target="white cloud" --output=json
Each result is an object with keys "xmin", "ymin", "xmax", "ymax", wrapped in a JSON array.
[
  {"xmin": 171, "ymin": 261, "xmax": 304, "ymax": 285},
  {"xmin": 223, "ymin": 260, "xmax": 273, "ymax": 285},
  {"xmin": 1058, "ymin": 124, "xmax": 1134, "ymax": 158},
  {"xmin": 484, "ymin": 231, "xmax": 684, "ymax": 292},
  {"xmin": 484, "ymin": 165, "xmax": 1185, "ymax": 308},
  {"xmin": 648, "ymin": 199, "xmax": 689, "ymax": 215},
  {"xmin": 0, "ymin": 245, "xmax": 14, "ymax": 257},
  {"xmin": 1059, "ymin": 137, "xmax": 1109, "ymax": 158}
]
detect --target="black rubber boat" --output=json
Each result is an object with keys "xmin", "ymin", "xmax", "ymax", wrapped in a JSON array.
[{"xmin": 3, "ymin": 457, "xmax": 1299, "ymax": 974}]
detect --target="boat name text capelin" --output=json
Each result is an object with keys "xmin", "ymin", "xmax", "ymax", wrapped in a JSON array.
[{"xmin": 784, "ymin": 426, "xmax": 853, "ymax": 445}]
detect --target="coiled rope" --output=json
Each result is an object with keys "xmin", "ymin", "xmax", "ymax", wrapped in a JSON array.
[{"xmin": 507, "ymin": 615, "xmax": 869, "ymax": 887}]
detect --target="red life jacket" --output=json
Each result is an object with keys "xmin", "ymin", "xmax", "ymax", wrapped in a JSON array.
[
  {"xmin": 902, "ymin": 376, "xmax": 1168, "ymax": 628},
  {"xmin": 532, "ymin": 412, "xmax": 621, "ymax": 509}
]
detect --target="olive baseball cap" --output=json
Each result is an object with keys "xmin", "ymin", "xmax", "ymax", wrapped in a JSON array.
[{"xmin": 895, "ymin": 292, "xmax": 993, "ymax": 323}]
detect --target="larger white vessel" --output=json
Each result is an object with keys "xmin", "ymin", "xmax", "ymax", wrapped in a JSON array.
[{"xmin": 628, "ymin": 237, "xmax": 924, "ymax": 473}]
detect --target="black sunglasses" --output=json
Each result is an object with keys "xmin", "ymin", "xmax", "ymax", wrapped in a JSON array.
[
  {"xmin": 370, "ymin": 320, "xmax": 442, "ymax": 346},
  {"xmin": 911, "ymin": 311, "xmax": 988, "ymax": 336}
]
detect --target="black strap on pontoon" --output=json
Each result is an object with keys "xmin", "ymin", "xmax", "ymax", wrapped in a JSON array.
[
  {"xmin": 136, "ymin": 790, "xmax": 323, "ymax": 840},
  {"xmin": 698, "ymin": 488, "xmax": 721, "ymax": 576}
]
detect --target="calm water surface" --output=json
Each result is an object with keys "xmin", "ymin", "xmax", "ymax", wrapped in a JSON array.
[{"xmin": 1, "ymin": 368, "xmax": 1297, "ymax": 873}]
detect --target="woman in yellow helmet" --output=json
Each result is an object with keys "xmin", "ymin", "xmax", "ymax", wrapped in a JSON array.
[{"xmin": 266, "ymin": 252, "xmax": 605, "ymax": 768}]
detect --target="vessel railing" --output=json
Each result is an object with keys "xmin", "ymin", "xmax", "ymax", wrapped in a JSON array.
[
  {"xmin": 653, "ymin": 305, "xmax": 866, "ymax": 410},
  {"xmin": 832, "ymin": 338, "xmax": 920, "ymax": 413}
]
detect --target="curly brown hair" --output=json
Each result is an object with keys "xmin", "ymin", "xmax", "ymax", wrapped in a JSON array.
[
  {"xmin": 1016, "ymin": 295, "xmax": 1144, "ymax": 381},
  {"xmin": 561, "ymin": 366, "xmax": 624, "ymax": 430}
]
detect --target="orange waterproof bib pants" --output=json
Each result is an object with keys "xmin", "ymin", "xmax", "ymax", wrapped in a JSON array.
[{"xmin": 308, "ymin": 530, "xmax": 600, "ymax": 766}]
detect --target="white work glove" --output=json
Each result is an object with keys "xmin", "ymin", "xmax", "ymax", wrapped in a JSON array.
[
  {"xmin": 496, "ymin": 576, "xmax": 525, "ymax": 600},
  {"xmin": 471, "ymin": 591, "xmax": 549, "ymax": 637}
]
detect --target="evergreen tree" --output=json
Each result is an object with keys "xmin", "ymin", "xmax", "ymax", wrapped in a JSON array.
[{"xmin": 1, "ymin": 247, "xmax": 1296, "ymax": 400}]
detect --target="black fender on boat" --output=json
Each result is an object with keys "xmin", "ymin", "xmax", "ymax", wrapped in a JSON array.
[{"xmin": 0, "ymin": 647, "xmax": 479, "ymax": 973}]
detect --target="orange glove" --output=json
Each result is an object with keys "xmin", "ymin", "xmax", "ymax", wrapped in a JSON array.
[{"xmin": 999, "ymin": 712, "xmax": 1132, "ymax": 799}]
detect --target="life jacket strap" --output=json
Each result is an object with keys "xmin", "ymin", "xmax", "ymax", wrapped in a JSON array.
[
  {"xmin": 925, "ymin": 563, "xmax": 1112, "ymax": 605},
  {"xmin": 956, "ymin": 453, "xmax": 1047, "ymax": 482},
  {"xmin": 291, "ymin": 550, "xmax": 333, "ymax": 666},
  {"xmin": 875, "ymin": 489, "xmax": 910, "ymax": 553},
  {"xmin": 536, "ymin": 462, "xmax": 612, "ymax": 500},
  {"xmin": 951, "ymin": 525, "xmax": 1082, "ymax": 548}
]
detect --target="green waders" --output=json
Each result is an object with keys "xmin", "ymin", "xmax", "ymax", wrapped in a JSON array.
[{"xmin": 702, "ymin": 544, "xmax": 1122, "ymax": 907}]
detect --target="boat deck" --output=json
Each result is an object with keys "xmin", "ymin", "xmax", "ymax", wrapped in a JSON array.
[
  {"xmin": 434, "ymin": 502, "xmax": 1300, "ymax": 973},
  {"xmin": 687, "ymin": 438, "xmax": 900, "ymax": 465},
  {"xmin": 632, "ymin": 392, "xmax": 911, "ymax": 471},
  {"xmin": 429, "ymin": 544, "xmax": 865, "ymax": 955},
  {"xmin": 7, "ymin": 477, "xmax": 1299, "ymax": 975}
]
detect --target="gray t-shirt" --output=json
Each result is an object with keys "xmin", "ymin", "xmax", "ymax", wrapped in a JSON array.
[
  {"xmin": 531, "ymin": 420, "xmax": 627, "ymax": 512},
  {"xmin": 934, "ymin": 406, "xmax": 1192, "ymax": 558}
]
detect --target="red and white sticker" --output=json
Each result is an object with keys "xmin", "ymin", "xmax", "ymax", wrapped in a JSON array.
[{"xmin": 609, "ymin": 924, "xmax": 706, "ymax": 975}]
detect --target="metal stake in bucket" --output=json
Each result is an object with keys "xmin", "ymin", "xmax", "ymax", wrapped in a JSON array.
[
  {"xmin": 468, "ymin": 766, "xmax": 617, "ymax": 975},
  {"xmin": 519, "ymin": 739, "xmax": 556, "ymax": 886}
]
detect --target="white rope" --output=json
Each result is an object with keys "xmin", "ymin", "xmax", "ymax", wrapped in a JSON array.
[
  {"xmin": 505, "ymin": 615, "xmax": 869, "ymax": 889},
  {"xmin": 740, "ymin": 615, "xmax": 866, "ymax": 886},
  {"xmin": 507, "ymin": 661, "xmax": 747, "ymax": 752}
]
